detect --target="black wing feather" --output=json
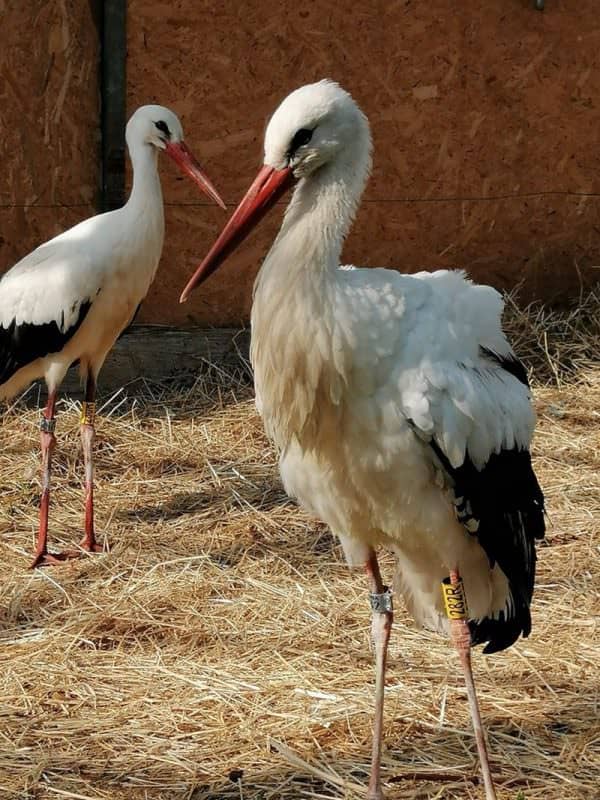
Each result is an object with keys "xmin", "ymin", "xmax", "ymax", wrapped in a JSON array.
[
  {"xmin": 0, "ymin": 300, "xmax": 92, "ymax": 386},
  {"xmin": 480, "ymin": 346, "xmax": 530, "ymax": 387},
  {"xmin": 419, "ymin": 349, "xmax": 544, "ymax": 654},
  {"xmin": 429, "ymin": 438, "xmax": 545, "ymax": 653}
]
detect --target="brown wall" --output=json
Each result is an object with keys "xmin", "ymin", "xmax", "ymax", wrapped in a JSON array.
[
  {"xmin": 0, "ymin": 1, "xmax": 100, "ymax": 270},
  {"xmin": 1, "ymin": 1, "xmax": 599, "ymax": 328},
  {"xmin": 127, "ymin": 0, "xmax": 600, "ymax": 326}
]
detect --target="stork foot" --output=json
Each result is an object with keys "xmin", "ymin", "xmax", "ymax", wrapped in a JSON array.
[
  {"xmin": 366, "ymin": 787, "xmax": 385, "ymax": 800},
  {"xmin": 78, "ymin": 538, "xmax": 104, "ymax": 554},
  {"xmin": 30, "ymin": 540, "xmax": 105, "ymax": 568},
  {"xmin": 30, "ymin": 549, "xmax": 80, "ymax": 569}
]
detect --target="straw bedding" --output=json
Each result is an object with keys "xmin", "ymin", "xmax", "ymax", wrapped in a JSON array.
[{"xmin": 0, "ymin": 291, "xmax": 598, "ymax": 799}]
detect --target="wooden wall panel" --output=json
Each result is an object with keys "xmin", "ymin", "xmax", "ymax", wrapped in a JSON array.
[
  {"xmin": 1, "ymin": 2, "xmax": 598, "ymax": 329},
  {"xmin": 127, "ymin": 0, "xmax": 600, "ymax": 326},
  {"xmin": 0, "ymin": 207, "xmax": 95, "ymax": 270},
  {"xmin": 0, "ymin": 0, "xmax": 100, "ymax": 271}
]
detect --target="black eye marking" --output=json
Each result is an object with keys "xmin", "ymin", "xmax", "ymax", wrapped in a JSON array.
[
  {"xmin": 154, "ymin": 120, "xmax": 171, "ymax": 138},
  {"xmin": 287, "ymin": 127, "xmax": 314, "ymax": 159}
]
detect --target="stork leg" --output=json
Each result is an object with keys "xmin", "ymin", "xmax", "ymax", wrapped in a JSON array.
[
  {"xmin": 445, "ymin": 568, "xmax": 497, "ymax": 800},
  {"xmin": 365, "ymin": 549, "xmax": 393, "ymax": 800},
  {"xmin": 79, "ymin": 375, "xmax": 102, "ymax": 553},
  {"xmin": 30, "ymin": 392, "xmax": 67, "ymax": 568}
]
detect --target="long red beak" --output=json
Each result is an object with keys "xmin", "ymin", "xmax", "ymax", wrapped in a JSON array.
[
  {"xmin": 180, "ymin": 164, "xmax": 294, "ymax": 302},
  {"xmin": 165, "ymin": 141, "xmax": 226, "ymax": 210}
]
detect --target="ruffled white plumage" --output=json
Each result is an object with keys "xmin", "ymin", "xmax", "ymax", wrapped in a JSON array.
[{"xmin": 249, "ymin": 81, "xmax": 540, "ymax": 637}]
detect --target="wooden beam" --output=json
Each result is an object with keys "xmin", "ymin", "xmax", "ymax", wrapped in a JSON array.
[
  {"xmin": 101, "ymin": 0, "xmax": 127, "ymax": 211},
  {"xmin": 60, "ymin": 325, "xmax": 250, "ymax": 395}
]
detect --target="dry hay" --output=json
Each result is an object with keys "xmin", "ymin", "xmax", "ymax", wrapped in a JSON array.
[{"xmin": 0, "ymin": 291, "xmax": 599, "ymax": 800}]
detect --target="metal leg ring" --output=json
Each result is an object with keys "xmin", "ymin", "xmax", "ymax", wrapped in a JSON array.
[
  {"xmin": 40, "ymin": 417, "xmax": 56, "ymax": 434},
  {"xmin": 370, "ymin": 587, "xmax": 393, "ymax": 614}
]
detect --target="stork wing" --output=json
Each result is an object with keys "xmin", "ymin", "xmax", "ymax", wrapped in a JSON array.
[
  {"xmin": 391, "ymin": 272, "xmax": 545, "ymax": 653},
  {"xmin": 0, "ymin": 233, "xmax": 101, "ymax": 385}
]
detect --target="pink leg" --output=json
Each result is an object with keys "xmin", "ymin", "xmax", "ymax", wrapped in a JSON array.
[
  {"xmin": 446, "ymin": 568, "xmax": 497, "ymax": 800},
  {"xmin": 79, "ymin": 376, "xmax": 102, "ymax": 553},
  {"xmin": 365, "ymin": 550, "xmax": 393, "ymax": 800},
  {"xmin": 30, "ymin": 393, "xmax": 69, "ymax": 568}
]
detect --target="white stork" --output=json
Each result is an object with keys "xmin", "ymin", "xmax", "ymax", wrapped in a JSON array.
[
  {"xmin": 0, "ymin": 104, "xmax": 225, "ymax": 568},
  {"xmin": 180, "ymin": 81, "xmax": 545, "ymax": 799}
]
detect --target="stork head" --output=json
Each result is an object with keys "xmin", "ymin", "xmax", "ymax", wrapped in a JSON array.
[
  {"xmin": 126, "ymin": 105, "xmax": 225, "ymax": 209},
  {"xmin": 264, "ymin": 79, "xmax": 369, "ymax": 178},
  {"xmin": 180, "ymin": 80, "xmax": 369, "ymax": 300}
]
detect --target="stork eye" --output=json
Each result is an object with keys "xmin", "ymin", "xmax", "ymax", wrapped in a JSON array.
[
  {"xmin": 288, "ymin": 127, "xmax": 314, "ymax": 158},
  {"xmin": 154, "ymin": 120, "xmax": 170, "ymax": 138}
]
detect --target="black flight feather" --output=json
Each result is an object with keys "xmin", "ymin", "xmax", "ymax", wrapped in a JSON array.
[
  {"xmin": 480, "ymin": 346, "xmax": 530, "ymax": 387},
  {"xmin": 411, "ymin": 349, "xmax": 544, "ymax": 654},
  {"xmin": 429, "ymin": 438, "xmax": 545, "ymax": 653},
  {"xmin": 0, "ymin": 300, "xmax": 92, "ymax": 386}
]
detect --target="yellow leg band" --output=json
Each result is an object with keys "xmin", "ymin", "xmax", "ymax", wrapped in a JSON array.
[
  {"xmin": 80, "ymin": 401, "xmax": 96, "ymax": 426},
  {"xmin": 441, "ymin": 577, "xmax": 469, "ymax": 620}
]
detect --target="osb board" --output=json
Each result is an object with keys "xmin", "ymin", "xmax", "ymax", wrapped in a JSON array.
[
  {"xmin": 0, "ymin": 0, "xmax": 99, "ymax": 271},
  {"xmin": 0, "ymin": 207, "xmax": 93, "ymax": 271},
  {"xmin": 127, "ymin": 0, "xmax": 600, "ymax": 326},
  {"xmin": 164, "ymin": 193, "xmax": 600, "ymax": 327}
]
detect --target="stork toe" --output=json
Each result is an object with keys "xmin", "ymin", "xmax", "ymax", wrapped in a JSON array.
[
  {"xmin": 30, "ymin": 549, "xmax": 79, "ymax": 569},
  {"xmin": 78, "ymin": 538, "xmax": 105, "ymax": 554}
]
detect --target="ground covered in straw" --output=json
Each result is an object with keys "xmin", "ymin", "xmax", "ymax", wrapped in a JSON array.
[{"xmin": 1, "ymin": 293, "xmax": 599, "ymax": 800}]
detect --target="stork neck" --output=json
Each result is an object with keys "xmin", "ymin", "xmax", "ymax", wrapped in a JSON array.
[
  {"xmin": 125, "ymin": 142, "xmax": 163, "ymax": 214},
  {"xmin": 250, "ymin": 136, "xmax": 371, "ymax": 448},
  {"xmin": 276, "ymin": 154, "xmax": 368, "ymax": 277}
]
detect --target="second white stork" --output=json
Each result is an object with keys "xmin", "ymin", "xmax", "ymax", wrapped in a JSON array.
[
  {"xmin": 0, "ymin": 104, "xmax": 225, "ymax": 568},
  {"xmin": 180, "ymin": 81, "xmax": 545, "ymax": 799}
]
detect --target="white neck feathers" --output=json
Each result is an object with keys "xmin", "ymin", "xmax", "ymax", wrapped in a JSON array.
[
  {"xmin": 251, "ymin": 131, "xmax": 372, "ymax": 448},
  {"xmin": 124, "ymin": 141, "xmax": 163, "ymax": 218}
]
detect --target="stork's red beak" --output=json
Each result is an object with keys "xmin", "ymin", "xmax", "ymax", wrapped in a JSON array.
[
  {"xmin": 165, "ymin": 141, "xmax": 226, "ymax": 210},
  {"xmin": 180, "ymin": 164, "xmax": 294, "ymax": 302}
]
